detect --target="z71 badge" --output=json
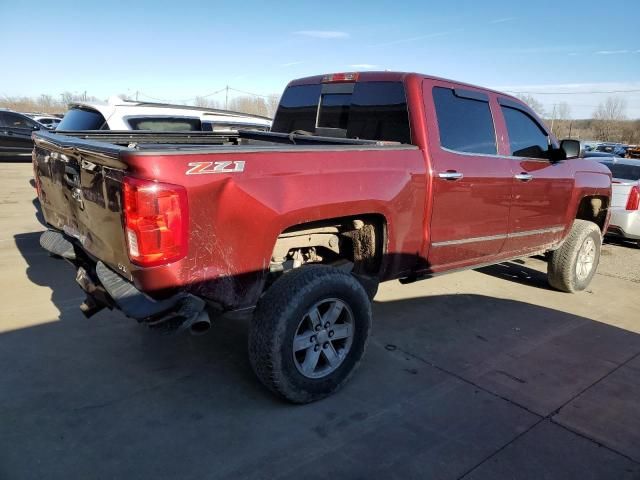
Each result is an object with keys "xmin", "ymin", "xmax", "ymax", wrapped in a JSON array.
[{"xmin": 186, "ymin": 161, "xmax": 245, "ymax": 175}]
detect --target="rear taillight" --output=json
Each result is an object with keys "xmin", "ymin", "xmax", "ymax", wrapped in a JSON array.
[
  {"xmin": 122, "ymin": 176, "xmax": 188, "ymax": 267},
  {"xmin": 626, "ymin": 185, "xmax": 640, "ymax": 211}
]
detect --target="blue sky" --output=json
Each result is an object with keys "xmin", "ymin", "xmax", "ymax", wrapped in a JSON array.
[{"xmin": 1, "ymin": 0, "xmax": 639, "ymax": 117}]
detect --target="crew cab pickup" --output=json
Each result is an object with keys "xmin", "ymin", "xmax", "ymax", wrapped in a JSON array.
[{"xmin": 33, "ymin": 72, "xmax": 611, "ymax": 403}]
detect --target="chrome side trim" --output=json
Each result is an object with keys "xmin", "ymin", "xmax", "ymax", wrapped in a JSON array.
[
  {"xmin": 431, "ymin": 225, "xmax": 565, "ymax": 248},
  {"xmin": 508, "ymin": 225, "xmax": 564, "ymax": 238},
  {"xmin": 432, "ymin": 233, "xmax": 507, "ymax": 247},
  {"xmin": 439, "ymin": 146, "xmax": 552, "ymax": 164}
]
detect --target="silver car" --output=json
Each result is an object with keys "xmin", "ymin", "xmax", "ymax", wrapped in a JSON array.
[{"xmin": 596, "ymin": 158, "xmax": 640, "ymax": 246}]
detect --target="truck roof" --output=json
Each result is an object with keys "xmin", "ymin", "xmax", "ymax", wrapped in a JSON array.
[
  {"xmin": 287, "ymin": 71, "xmax": 523, "ymax": 103},
  {"xmin": 66, "ymin": 99, "xmax": 272, "ymax": 130}
]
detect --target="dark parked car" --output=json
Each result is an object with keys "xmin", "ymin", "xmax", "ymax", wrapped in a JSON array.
[
  {"xmin": 583, "ymin": 151, "xmax": 621, "ymax": 160},
  {"xmin": 0, "ymin": 109, "xmax": 44, "ymax": 162},
  {"xmin": 595, "ymin": 142, "xmax": 628, "ymax": 157}
]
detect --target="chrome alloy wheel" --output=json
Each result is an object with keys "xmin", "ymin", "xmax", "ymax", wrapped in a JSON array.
[
  {"xmin": 292, "ymin": 298, "xmax": 354, "ymax": 379},
  {"xmin": 576, "ymin": 237, "xmax": 596, "ymax": 281}
]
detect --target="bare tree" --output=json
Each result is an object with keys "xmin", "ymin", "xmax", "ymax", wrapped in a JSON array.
[
  {"xmin": 549, "ymin": 102, "xmax": 572, "ymax": 138},
  {"xmin": 593, "ymin": 97, "xmax": 627, "ymax": 141},
  {"xmin": 266, "ymin": 93, "xmax": 281, "ymax": 118},
  {"xmin": 228, "ymin": 96, "xmax": 269, "ymax": 117},
  {"xmin": 556, "ymin": 102, "xmax": 571, "ymax": 120},
  {"xmin": 38, "ymin": 94, "xmax": 56, "ymax": 110},
  {"xmin": 516, "ymin": 94, "xmax": 545, "ymax": 117}
]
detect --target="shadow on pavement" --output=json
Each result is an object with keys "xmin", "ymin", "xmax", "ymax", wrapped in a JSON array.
[
  {"xmin": 32, "ymin": 198, "xmax": 46, "ymax": 227},
  {"xmin": 2, "ymin": 237, "xmax": 640, "ymax": 479},
  {"xmin": 604, "ymin": 235, "xmax": 640, "ymax": 250},
  {"xmin": 475, "ymin": 260, "xmax": 554, "ymax": 291}
]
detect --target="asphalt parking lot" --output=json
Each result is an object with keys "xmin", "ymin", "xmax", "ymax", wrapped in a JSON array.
[{"xmin": 1, "ymin": 163, "xmax": 639, "ymax": 480}]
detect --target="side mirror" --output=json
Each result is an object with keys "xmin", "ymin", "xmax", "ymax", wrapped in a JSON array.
[{"xmin": 560, "ymin": 139, "xmax": 580, "ymax": 159}]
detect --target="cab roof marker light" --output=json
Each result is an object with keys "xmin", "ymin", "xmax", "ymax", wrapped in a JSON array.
[{"xmin": 322, "ymin": 73, "xmax": 359, "ymax": 83}]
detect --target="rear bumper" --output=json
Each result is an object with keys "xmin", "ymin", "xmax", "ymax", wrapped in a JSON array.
[
  {"xmin": 39, "ymin": 229, "xmax": 210, "ymax": 332},
  {"xmin": 607, "ymin": 209, "xmax": 640, "ymax": 240}
]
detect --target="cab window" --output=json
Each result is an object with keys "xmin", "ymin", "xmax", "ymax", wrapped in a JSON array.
[
  {"xmin": 432, "ymin": 87, "xmax": 497, "ymax": 155},
  {"xmin": 501, "ymin": 106, "xmax": 550, "ymax": 159},
  {"xmin": 2, "ymin": 112, "xmax": 39, "ymax": 129}
]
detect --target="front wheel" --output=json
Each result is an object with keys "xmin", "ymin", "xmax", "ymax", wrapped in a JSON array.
[
  {"xmin": 547, "ymin": 220, "xmax": 601, "ymax": 292},
  {"xmin": 248, "ymin": 265, "xmax": 372, "ymax": 403}
]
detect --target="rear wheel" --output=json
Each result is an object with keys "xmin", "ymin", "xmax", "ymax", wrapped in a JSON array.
[
  {"xmin": 249, "ymin": 265, "xmax": 372, "ymax": 403},
  {"xmin": 547, "ymin": 220, "xmax": 601, "ymax": 292}
]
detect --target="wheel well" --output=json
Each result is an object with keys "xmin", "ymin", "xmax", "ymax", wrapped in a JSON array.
[
  {"xmin": 269, "ymin": 215, "xmax": 387, "ymax": 278},
  {"xmin": 575, "ymin": 195, "xmax": 609, "ymax": 232}
]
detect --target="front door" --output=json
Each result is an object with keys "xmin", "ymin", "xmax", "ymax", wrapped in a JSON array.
[
  {"xmin": 498, "ymin": 100, "xmax": 573, "ymax": 254},
  {"xmin": 423, "ymin": 81, "xmax": 512, "ymax": 272}
]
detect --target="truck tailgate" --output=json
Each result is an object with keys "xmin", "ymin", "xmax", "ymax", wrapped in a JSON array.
[{"xmin": 33, "ymin": 134, "xmax": 133, "ymax": 279}]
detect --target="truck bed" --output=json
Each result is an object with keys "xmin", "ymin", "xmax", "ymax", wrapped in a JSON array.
[{"xmin": 32, "ymin": 129, "xmax": 421, "ymax": 300}]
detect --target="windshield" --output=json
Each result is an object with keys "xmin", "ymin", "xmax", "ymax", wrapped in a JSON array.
[
  {"xmin": 272, "ymin": 81, "xmax": 411, "ymax": 144},
  {"xmin": 601, "ymin": 162, "xmax": 640, "ymax": 181},
  {"xmin": 58, "ymin": 108, "xmax": 108, "ymax": 130}
]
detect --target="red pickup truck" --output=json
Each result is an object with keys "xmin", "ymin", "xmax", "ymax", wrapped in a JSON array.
[{"xmin": 33, "ymin": 71, "xmax": 611, "ymax": 403}]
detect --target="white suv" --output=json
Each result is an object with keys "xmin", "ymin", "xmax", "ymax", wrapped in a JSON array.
[{"xmin": 57, "ymin": 98, "xmax": 271, "ymax": 132}]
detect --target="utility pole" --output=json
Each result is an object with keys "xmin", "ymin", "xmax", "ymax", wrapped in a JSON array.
[
  {"xmin": 225, "ymin": 85, "xmax": 229, "ymax": 110},
  {"xmin": 136, "ymin": 90, "xmax": 139, "ymax": 101}
]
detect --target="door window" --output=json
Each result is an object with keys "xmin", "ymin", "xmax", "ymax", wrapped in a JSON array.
[
  {"xmin": 3, "ymin": 112, "xmax": 38, "ymax": 129},
  {"xmin": 432, "ymin": 87, "xmax": 497, "ymax": 155},
  {"xmin": 501, "ymin": 106, "xmax": 550, "ymax": 159}
]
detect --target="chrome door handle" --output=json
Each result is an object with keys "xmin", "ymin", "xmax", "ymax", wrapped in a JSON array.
[
  {"xmin": 514, "ymin": 173, "xmax": 533, "ymax": 182},
  {"xmin": 438, "ymin": 171, "xmax": 463, "ymax": 181}
]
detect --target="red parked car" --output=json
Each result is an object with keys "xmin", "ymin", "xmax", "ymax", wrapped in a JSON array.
[{"xmin": 33, "ymin": 71, "xmax": 611, "ymax": 402}]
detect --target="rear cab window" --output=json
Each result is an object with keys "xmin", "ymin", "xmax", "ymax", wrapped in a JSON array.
[
  {"xmin": 272, "ymin": 81, "xmax": 411, "ymax": 144},
  {"xmin": 58, "ymin": 108, "xmax": 108, "ymax": 130}
]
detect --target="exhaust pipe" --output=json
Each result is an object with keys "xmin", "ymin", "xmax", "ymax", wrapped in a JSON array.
[{"xmin": 183, "ymin": 310, "xmax": 212, "ymax": 336}]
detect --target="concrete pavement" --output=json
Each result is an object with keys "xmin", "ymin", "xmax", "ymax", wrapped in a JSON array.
[{"xmin": 0, "ymin": 163, "xmax": 638, "ymax": 479}]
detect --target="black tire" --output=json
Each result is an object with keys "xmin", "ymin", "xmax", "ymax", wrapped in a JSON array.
[
  {"xmin": 547, "ymin": 220, "xmax": 601, "ymax": 293},
  {"xmin": 249, "ymin": 265, "xmax": 372, "ymax": 404},
  {"xmin": 353, "ymin": 273, "xmax": 379, "ymax": 300}
]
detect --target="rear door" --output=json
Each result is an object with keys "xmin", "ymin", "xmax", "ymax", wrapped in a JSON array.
[
  {"xmin": 423, "ymin": 81, "xmax": 513, "ymax": 271},
  {"xmin": 497, "ymin": 98, "xmax": 573, "ymax": 254}
]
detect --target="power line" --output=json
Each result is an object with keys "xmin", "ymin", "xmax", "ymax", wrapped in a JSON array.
[
  {"xmin": 506, "ymin": 88, "xmax": 640, "ymax": 95},
  {"xmin": 137, "ymin": 86, "xmax": 273, "ymax": 104},
  {"xmin": 180, "ymin": 88, "xmax": 227, "ymax": 103},
  {"xmin": 137, "ymin": 91, "xmax": 174, "ymax": 102},
  {"xmin": 228, "ymin": 87, "xmax": 272, "ymax": 98}
]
